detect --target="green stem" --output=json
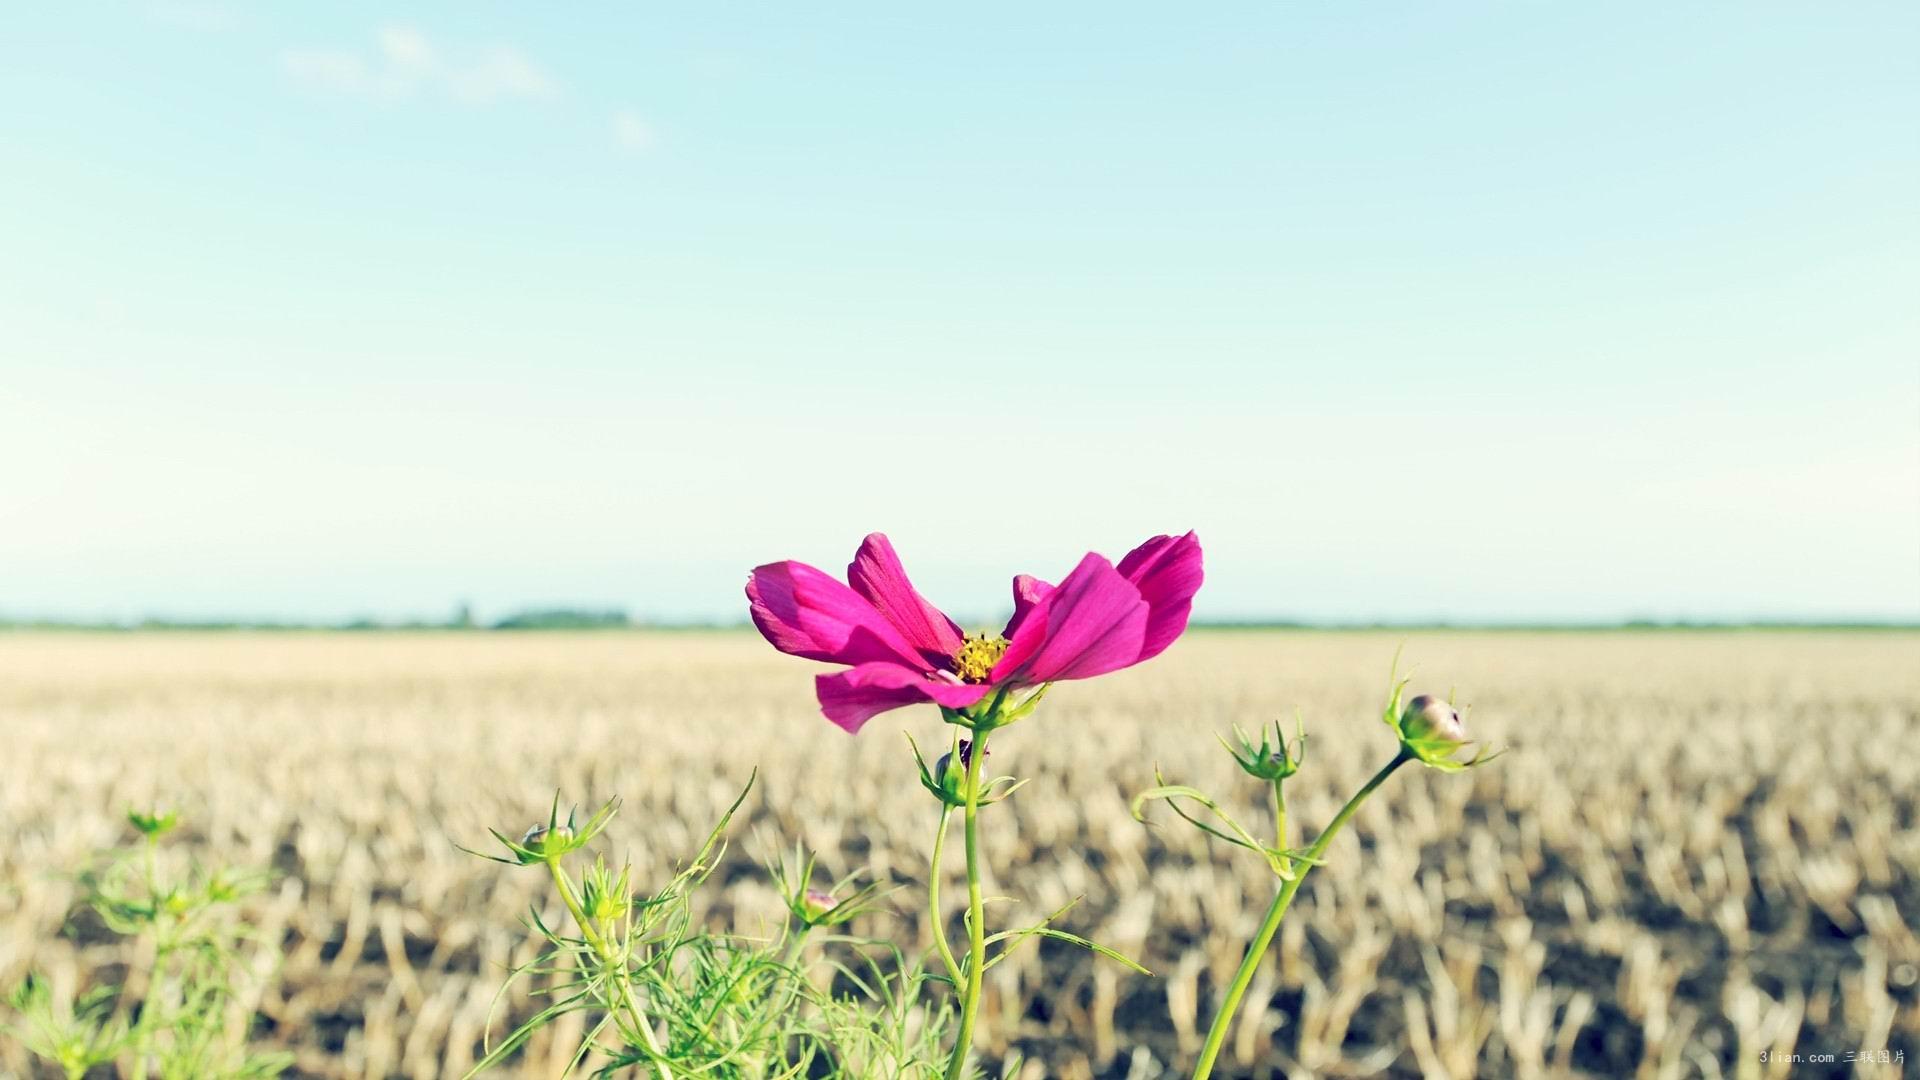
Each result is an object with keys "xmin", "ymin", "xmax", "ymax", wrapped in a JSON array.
[
  {"xmin": 130, "ymin": 835, "xmax": 162, "ymax": 1080},
  {"xmin": 760, "ymin": 922, "xmax": 816, "ymax": 1075},
  {"xmin": 547, "ymin": 859, "xmax": 674, "ymax": 1080},
  {"xmin": 942, "ymin": 731, "xmax": 992, "ymax": 1080},
  {"xmin": 1190, "ymin": 752, "xmax": 1409, "ymax": 1080},
  {"xmin": 928, "ymin": 807, "xmax": 961, "ymax": 984},
  {"xmin": 779, "ymin": 924, "xmax": 814, "ymax": 970},
  {"xmin": 1270, "ymin": 779, "xmax": 1288, "ymax": 852}
]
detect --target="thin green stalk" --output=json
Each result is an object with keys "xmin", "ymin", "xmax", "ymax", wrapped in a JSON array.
[
  {"xmin": 130, "ymin": 835, "xmax": 162, "ymax": 1080},
  {"xmin": 1190, "ymin": 751, "xmax": 1410, "ymax": 1080},
  {"xmin": 779, "ymin": 924, "xmax": 814, "ymax": 970},
  {"xmin": 1270, "ymin": 779, "xmax": 1287, "ymax": 852},
  {"xmin": 772, "ymin": 922, "xmax": 815, "ymax": 1011},
  {"xmin": 752, "ymin": 924, "xmax": 817, "ymax": 1078},
  {"xmin": 942, "ymin": 730, "xmax": 991, "ymax": 1080},
  {"xmin": 547, "ymin": 859, "xmax": 674, "ymax": 1080},
  {"xmin": 927, "ymin": 808, "xmax": 961, "ymax": 984}
]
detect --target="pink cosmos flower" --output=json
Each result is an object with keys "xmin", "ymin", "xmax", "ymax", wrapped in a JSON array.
[{"xmin": 746, "ymin": 532, "xmax": 1203, "ymax": 732}]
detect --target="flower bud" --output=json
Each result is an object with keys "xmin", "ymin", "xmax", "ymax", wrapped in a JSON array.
[
  {"xmin": 581, "ymin": 859, "xmax": 632, "ymax": 923},
  {"xmin": 1400, "ymin": 695, "xmax": 1466, "ymax": 745},
  {"xmin": 128, "ymin": 808, "xmax": 179, "ymax": 839},
  {"xmin": 956, "ymin": 739, "xmax": 984, "ymax": 770},
  {"xmin": 1396, "ymin": 693, "xmax": 1473, "ymax": 766},
  {"xmin": 1223, "ymin": 721, "xmax": 1303, "ymax": 782},
  {"xmin": 521, "ymin": 822, "xmax": 575, "ymax": 859},
  {"xmin": 801, "ymin": 888, "xmax": 839, "ymax": 922},
  {"xmin": 938, "ymin": 740, "xmax": 989, "ymax": 795}
]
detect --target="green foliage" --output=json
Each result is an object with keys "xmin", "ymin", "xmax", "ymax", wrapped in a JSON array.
[
  {"xmin": 6, "ymin": 978, "xmax": 130, "ymax": 1079},
  {"xmin": 1134, "ymin": 653, "xmax": 1506, "ymax": 1080},
  {"xmin": 463, "ymin": 777, "xmax": 965, "ymax": 1079},
  {"xmin": 4, "ymin": 810, "xmax": 290, "ymax": 1080}
]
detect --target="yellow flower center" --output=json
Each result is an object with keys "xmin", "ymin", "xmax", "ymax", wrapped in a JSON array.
[{"xmin": 952, "ymin": 634, "xmax": 1009, "ymax": 683}]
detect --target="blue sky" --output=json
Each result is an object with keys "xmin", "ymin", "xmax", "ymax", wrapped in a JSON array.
[{"xmin": 2, "ymin": 3, "xmax": 1916, "ymax": 624}]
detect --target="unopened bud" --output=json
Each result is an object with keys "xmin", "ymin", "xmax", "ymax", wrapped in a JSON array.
[
  {"xmin": 521, "ymin": 823, "xmax": 574, "ymax": 859},
  {"xmin": 802, "ymin": 888, "xmax": 839, "ymax": 921},
  {"xmin": 128, "ymin": 808, "xmax": 179, "ymax": 839},
  {"xmin": 1224, "ymin": 721, "xmax": 1303, "ymax": 781},
  {"xmin": 1397, "ymin": 694, "xmax": 1470, "ymax": 765},
  {"xmin": 581, "ymin": 860, "xmax": 632, "ymax": 922}
]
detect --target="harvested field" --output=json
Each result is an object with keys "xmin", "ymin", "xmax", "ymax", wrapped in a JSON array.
[{"xmin": 2, "ymin": 630, "xmax": 1914, "ymax": 1078}]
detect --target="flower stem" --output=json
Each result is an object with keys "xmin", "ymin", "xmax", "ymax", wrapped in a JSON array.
[
  {"xmin": 1189, "ymin": 751, "xmax": 1410, "ymax": 1080},
  {"xmin": 1270, "ymin": 779, "xmax": 1288, "ymax": 852},
  {"xmin": 943, "ymin": 730, "xmax": 992, "ymax": 1080},
  {"xmin": 130, "ymin": 835, "xmax": 162, "ymax": 1080},
  {"xmin": 547, "ymin": 858, "xmax": 674, "ymax": 1080},
  {"xmin": 928, "ymin": 807, "xmax": 961, "ymax": 984}
]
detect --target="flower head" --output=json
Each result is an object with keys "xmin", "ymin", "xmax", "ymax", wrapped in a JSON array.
[{"xmin": 747, "ymin": 532, "xmax": 1203, "ymax": 732}]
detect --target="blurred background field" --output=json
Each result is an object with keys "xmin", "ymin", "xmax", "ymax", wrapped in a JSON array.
[{"xmin": 1, "ymin": 629, "xmax": 1915, "ymax": 1079}]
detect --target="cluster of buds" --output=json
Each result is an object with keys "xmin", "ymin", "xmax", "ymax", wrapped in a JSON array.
[
  {"xmin": 467, "ymin": 794, "xmax": 621, "ymax": 866},
  {"xmin": 908, "ymin": 736, "xmax": 1028, "ymax": 808},
  {"xmin": 578, "ymin": 857, "xmax": 635, "ymax": 930}
]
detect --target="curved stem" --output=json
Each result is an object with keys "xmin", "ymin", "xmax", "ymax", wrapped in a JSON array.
[
  {"xmin": 928, "ymin": 808, "xmax": 961, "ymax": 984},
  {"xmin": 547, "ymin": 859, "xmax": 674, "ymax": 1080},
  {"xmin": 1190, "ymin": 752, "xmax": 1409, "ymax": 1080},
  {"xmin": 942, "ymin": 731, "xmax": 992, "ymax": 1080}
]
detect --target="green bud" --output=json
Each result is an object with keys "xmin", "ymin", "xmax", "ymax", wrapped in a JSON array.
[
  {"xmin": 1223, "ymin": 720, "xmax": 1305, "ymax": 782},
  {"xmin": 909, "ymin": 734, "xmax": 1025, "ymax": 808},
  {"xmin": 128, "ymin": 808, "xmax": 178, "ymax": 839},
  {"xmin": 1399, "ymin": 694, "xmax": 1465, "ymax": 745},
  {"xmin": 801, "ymin": 888, "xmax": 838, "ymax": 921},
  {"xmin": 908, "ymin": 734, "xmax": 970, "ymax": 807},
  {"xmin": 464, "ymin": 795, "xmax": 621, "ymax": 868},
  {"xmin": 580, "ymin": 858, "xmax": 632, "ymax": 924},
  {"xmin": 521, "ymin": 823, "xmax": 575, "ymax": 859},
  {"xmin": 934, "ymin": 746, "xmax": 974, "ymax": 800},
  {"xmin": 1395, "ymin": 692, "xmax": 1485, "ymax": 768}
]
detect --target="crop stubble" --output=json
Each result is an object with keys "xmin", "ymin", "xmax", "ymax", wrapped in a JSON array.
[{"xmin": 1, "ymin": 630, "xmax": 1914, "ymax": 1078}]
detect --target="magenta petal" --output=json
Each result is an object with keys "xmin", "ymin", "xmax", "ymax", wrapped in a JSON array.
[
  {"xmin": 1002, "ymin": 574, "xmax": 1054, "ymax": 639},
  {"xmin": 994, "ymin": 553, "xmax": 1148, "ymax": 683},
  {"xmin": 847, "ymin": 533, "xmax": 965, "ymax": 666},
  {"xmin": 747, "ymin": 561, "xmax": 927, "ymax": 669},
  {"xmin": 814, "ymin": 663, "xmax": 994, "ymax": 733},
  {"xmin": 992, "ymin": 574, "xmax": 1055, "ymax": 678},
  {"xmin": 1115, "ymin": 531, "xmax": 1203, "ymax": 661}
]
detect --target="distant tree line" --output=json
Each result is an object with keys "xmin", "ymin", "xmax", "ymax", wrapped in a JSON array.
[
  {"xmin": 0, "ymin": 606, "xmax": 638, "ymax": 632},
  {"xmin": 0, "ymin": 611, "xmax": 1912, "ymax": 632}
]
